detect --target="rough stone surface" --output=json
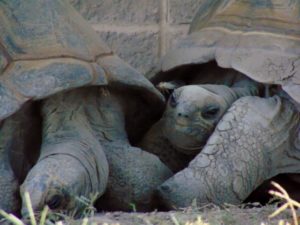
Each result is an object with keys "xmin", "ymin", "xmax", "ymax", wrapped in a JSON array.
[
  {"xmin": 168, "ymin": 26, "xmax": 190, "ymax": 49},
  {"xmin": 98, "ymin": 31, "xmax": 160, "ymax": 76},
  {"xmin": 68, "ymin": 0, "xmax": 201, "ymax": 77},
  {"xmin": 168, "ymin": 0, "xmax": 205, "ymax": 24},
  {"xmin": 69, "ymin": 0, "xmax": 160, "ymax": 25}
]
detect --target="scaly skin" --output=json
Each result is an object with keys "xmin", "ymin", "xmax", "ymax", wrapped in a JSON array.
[
  {"xmin": 140, "ymin": 84, "xmax": 260, "ymax": 172},
  {"xmin": 157, "ymin": 95, "xmax": 300, "ymax": 208},
  {"xmin": 20, "ymin": 89, "xmax": 109, "ymax": 215},
  {"xmin": 139, "ymin": 121, "xmax": 194, "ymax": 173},
  {"xmin": 97, "ymin": 141, "xmax": 173, "ymax": 211}
]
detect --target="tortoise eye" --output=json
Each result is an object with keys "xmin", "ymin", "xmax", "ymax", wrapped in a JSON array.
[
  {"xmin": 46, "ymin": 194, "xmax": 63, "ymax": 209},
  {"xmin": 202, "ymin": 105, "xmax": 220, "ymax": 119},
  {"xmin": 169, "ymin": 92, "xmax": 178, "ymax": 108}
]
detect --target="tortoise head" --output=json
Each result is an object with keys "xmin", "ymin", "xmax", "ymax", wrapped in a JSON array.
[
  {"xmin": 20, "ymin": 155, "xmax": 91, "ymax": 216},
  {"xmin": 162, "ymin": 84, "xmax": 237, "ymax": 155}
]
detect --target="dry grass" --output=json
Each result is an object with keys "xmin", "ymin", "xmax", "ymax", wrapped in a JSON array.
[{"xmin": 266, "ymin": 182, "xmax": 300, "ymax": 225}]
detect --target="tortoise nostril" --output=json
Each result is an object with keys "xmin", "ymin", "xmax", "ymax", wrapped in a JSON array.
[
  {"xmin": 177, "ymin": 112, "xmax": 189, "ymax": 118},
  {"xmin": 160, "ymin": 184, "xmax": 171, "ymax": 192},
  {"xmin": 46, "ymin": 194, "xmax": 63, "ymax": 209}
]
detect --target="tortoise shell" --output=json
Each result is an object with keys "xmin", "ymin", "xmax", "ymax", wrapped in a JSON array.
[
  {"xmin": 155, "ymin": 0, "xmax": 300, "ymax": 103},
  {"xmin": 0, "ymin": 0, "xmax": 164, "ymax": 121}
]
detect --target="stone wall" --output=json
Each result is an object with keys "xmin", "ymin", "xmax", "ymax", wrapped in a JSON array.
[{"xmin": 69, "ymin": 0, "xmax": 204, "ymax": 78}]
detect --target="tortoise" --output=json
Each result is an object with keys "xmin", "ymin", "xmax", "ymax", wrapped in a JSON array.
[
  {"xmin": 140, "ymin": 63, "xmax": 262, "ymax": 172},
  {"xmin": 146, "ymin": 0, "xmax": 300, "ymax": 208},
  {"xmin": 0, "ymin": 0, "xmax": 172, "ymax": 214}
]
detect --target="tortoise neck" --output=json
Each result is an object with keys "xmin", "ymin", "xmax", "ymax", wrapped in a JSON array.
[{"xmin": 139, "ymin": 119, "xmax": 192, "ymax": 172}]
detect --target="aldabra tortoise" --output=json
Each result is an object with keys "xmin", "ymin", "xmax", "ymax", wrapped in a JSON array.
[
  {"xmin": 151, "ymin": 0, "xmax": 300, "ymax": 208},
  {"xmin": 0, "ymin": 0, "xmax": 171, "ymax": 214},
  {"xmin": 140, "ymin": 63, "xmax": 262, "ymax": 172}
]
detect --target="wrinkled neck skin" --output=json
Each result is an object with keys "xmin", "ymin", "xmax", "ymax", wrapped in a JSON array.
[
  {"xmin": 20, "ymin": 88, "xmax": 114, "ymax": 215},
  {"xmin": 86, "ymin": 89, "xmax": 128, "ymax": 146},
  {"xmin": 202, "ymin": 81, "xmax": 261, "ymax": 106},
  {"xmin": 139, "ymin": 120, "xmax": 194, "ymax": 172},
  {"xmin": 158, "ymin": 95, "xmax": 300, "ymax": 208}
]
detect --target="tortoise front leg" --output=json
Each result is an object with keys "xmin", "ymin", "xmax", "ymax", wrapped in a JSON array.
[
  {"xmin": 157, "ymin": 95, "xmax": 300, "ymax": 208},
  {"xmin": 20, "ymin": 90, "xmax": 109, "ymax": 215}
]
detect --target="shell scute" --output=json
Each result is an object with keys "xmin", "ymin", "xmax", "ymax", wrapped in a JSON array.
[
  {"xmin": 5, "ymin": 59, "xmax": 104, "ymax": 100},
  {"xmin": 0, "ymin": 82, "xmax": 24, "ymax": 119},
  {"xmin": 0, "ymin": 0, "xmax": 111, "ymax": 60}
]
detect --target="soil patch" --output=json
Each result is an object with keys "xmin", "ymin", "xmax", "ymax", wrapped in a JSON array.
[{"xmin": 70, "ymin": 205, "xmax": 295, "ymax": 225}]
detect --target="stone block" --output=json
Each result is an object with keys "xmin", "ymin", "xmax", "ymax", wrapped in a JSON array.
[
  {"xmin": 69, "ymin": 0, "xmax": 160, "ymax": 25},
  {"xmin": 168, "ymin": 0, "xmax": 204, "ymax": 25},
  {"xmin": 167, "ymin": 26, "xmax": 189, "ymax": 50},
  {"xmin": 98, "ymin": 31, "xmax": 160, "ymax": 77}
]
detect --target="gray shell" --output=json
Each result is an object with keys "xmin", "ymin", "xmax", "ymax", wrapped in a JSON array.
[
  {"xmin": 156, "ymin": 0, "xmax": 300, "ymax": 103},
  {"xmin": 0, "ymin": 0, "xmax": 164, "ymax": 120}
]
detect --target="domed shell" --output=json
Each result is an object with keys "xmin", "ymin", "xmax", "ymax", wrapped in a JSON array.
[
  {"xmin": 0, "ymin": 0, "xmax": 164, "ymax": 120},
  {"xmin": 158, "ymin": 0, "xmax": 300, "ymax": 103}
]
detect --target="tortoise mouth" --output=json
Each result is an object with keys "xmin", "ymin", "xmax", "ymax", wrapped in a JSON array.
[
  {"xmin": 162, "ymin": 120, "xmax": 210, "ymax": 155},
  {"xmin": 165, "ymin": 134, "xmax": 205, "ymax": 155}
]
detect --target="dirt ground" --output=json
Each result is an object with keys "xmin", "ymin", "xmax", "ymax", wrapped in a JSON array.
[{"xmin": 69, "ymin": 205, "xmax": 296, "ymax": 225}]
